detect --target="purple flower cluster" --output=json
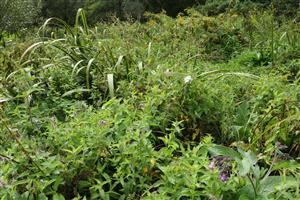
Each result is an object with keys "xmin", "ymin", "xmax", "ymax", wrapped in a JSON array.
[{"xmin": 209, "ymin": 156, "xmax": 232, "ymax": 182}]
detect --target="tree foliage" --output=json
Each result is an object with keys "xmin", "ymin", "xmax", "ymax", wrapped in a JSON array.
[
  {"xmin": 0, "ymin": 0, "xmax": 40, "ymax": 34},
  {"xmin": 198, "ymin": 0, "xmax": 300, "ymax": 17},
  {"xmin": 40, "ymin": 0, "xmax": 85, "ymax": 24},
  {"xmin": 0, "ymin": 0, "xmax": 299, "ymax": 34}
]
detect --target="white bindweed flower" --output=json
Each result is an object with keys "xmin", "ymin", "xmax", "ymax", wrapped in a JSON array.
[{"xmin": 184, "ymin": 75, "xmax": 193, "ymax": 84}]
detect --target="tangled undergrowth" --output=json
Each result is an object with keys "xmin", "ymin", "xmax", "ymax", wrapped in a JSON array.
[{"xmin": 0, "ymin": 8, "xmax": 299, "ymax": 200}]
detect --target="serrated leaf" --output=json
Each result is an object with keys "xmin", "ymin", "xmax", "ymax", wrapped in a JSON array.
[
  {"xmin": 237, "ymin": 185, "xmax": 255, "ymax": 200},
  {"xmin": 261, "ymin": 176, "xmax": 298, "ymax": 196},
  {"xmin": 272, "ymin": 160, "xmax": 300, "ymax": 171}
]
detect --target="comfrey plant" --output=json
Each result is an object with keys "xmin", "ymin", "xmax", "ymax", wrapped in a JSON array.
[
  {"xmin": 209, "ymin": 144, "xmax": 300, "ymax": 199},
  {"xmin": 209, "ymin": 156, "xmax": 233, "ymax": 182}
]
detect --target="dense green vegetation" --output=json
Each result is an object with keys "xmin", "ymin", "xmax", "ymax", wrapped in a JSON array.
[
  {"xmin": 1, "ymin": 1, "xmax": 300, "ymax": 199},
  {"xmin": 1, "ymin": 0, "xmax": 299, "ymax": 34}
]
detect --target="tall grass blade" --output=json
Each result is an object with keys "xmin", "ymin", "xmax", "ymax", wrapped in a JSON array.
[
  {"xmin": 0, "ymin": 98, "xmax": 10, "ymax": 104},
  {"xmin": 138, "ymin": 61, "xmax": 143, "ymax": 73},
  {"xmin": 86, "ymin": 58, "xmax": 95, "ymax": 89},
  {"xmin": 62, "ymin": 88, "xmax": 91, "ymax": 97},
  {"xmin": 107, "ymin": 74, "xmax": 114, "ymax": 98},
  {"xmin": 75, "ymin": 8, "xmax": 89, "ymax": 35},
  {"xmin": 20, "ymin": 42, "xmax": 44, "ymax": 63},
  {"xmin": 20, "ymin": 39, "xmax": 66, "ymax": 64},
  {"xmin": 72, "ymin": 60, "xmax": 84, "ymax": 77},
  {"xmin": 114, "ymin": 55, "xmax": 124, "ymax": 73},
  {"xmin": 147, "ymin": 42, "xmax": 152, "ymax": 60},
  {"xmin": 215, "ymin": 72, "xmax": 260, "ymax": 80},
  {"xmin": 39, "ymin": 18, "xmax": 74, "ymax": 37}
]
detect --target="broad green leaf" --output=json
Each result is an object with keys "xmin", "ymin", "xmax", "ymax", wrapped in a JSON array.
[
  {"xmin": 38, "ymin": 193, "xmax": 48, "ymax": 200},
  {"xmin": 53, "ymin": 193, "xmax": 65, "ymax": 200},
  {"xmin": 209, "ymin": 145, "xmax": 241, "ymax": 160},
  {"xmin": 260, "ymin": 176, "xmax": 282, "ymax": 194},
  {"xmin": 238, "ymin": 149, "xmax": 257, "ymax": 166},
  {"xmin": 239, "ymin": 158, "xmax": 251, "ymax": 176}
]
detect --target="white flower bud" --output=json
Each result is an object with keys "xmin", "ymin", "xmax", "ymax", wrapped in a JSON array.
[{"xmin": 184, "ymin": 75, "xmax": 193, "ymax": 84}]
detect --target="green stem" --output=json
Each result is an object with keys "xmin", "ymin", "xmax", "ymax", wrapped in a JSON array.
[
  {"xmin": 247, "ymin": 174, "xmax": 257, "ymax": 197},
  {"xmin": 262, "ymin": 151, "xmax": 278, "ymax": 182}
]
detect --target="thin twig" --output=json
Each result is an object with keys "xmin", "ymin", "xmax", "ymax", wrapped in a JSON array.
[
  {"xmin": 0, "ymin": 153, "xmax": 32, "ymax": 171},
  {"xmin": 0, "ymin": 153, "xmax": 20, "ymax": 164},
  {"xmin": 262, "ymin": 151, "xmax": 277, "ymax": 182},
  {"xmin": 0, "ymin": 111, "xmax": 46, "ymax": 175}
]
